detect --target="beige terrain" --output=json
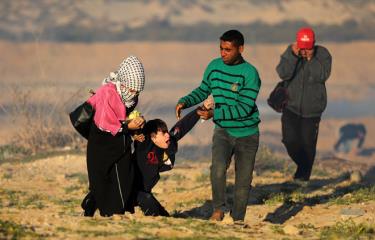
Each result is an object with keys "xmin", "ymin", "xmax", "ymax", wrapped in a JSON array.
[
  {"xmin": 1, "ymin": 40, "xmax": 374, "ymax": 101},
  {"xmin": 0, "ymin": 152, "xmax": 374, "ymax": 239}
]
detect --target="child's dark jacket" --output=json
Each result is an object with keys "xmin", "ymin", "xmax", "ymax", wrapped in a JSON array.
[{"xmin": 133, "ymin": 109, "xmax": 200, "ymax": 192}]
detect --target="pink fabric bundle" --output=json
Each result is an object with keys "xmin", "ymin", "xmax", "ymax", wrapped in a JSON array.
[{"xmin": 87, "ymin": 83, "xmax": 126, "ymax": 136}]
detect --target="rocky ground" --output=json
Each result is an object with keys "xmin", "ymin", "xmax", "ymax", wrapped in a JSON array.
[{"xmin": 0, "ymin": 152, "xmax": 374, "ymax": 239}]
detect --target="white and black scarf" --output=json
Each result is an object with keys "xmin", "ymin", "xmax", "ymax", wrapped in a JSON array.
[{"xmin": 103, "ymin": 56, "xmax": 145, "ymax": 108}]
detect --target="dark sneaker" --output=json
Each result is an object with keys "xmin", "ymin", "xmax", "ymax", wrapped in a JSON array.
[
  {"xmin": 210, "ymin": 209, "xmax": 224, "ymax": 221},
  {"xmin": 81, "ymin": 193, "xmax": 96, "ymax": 217}
]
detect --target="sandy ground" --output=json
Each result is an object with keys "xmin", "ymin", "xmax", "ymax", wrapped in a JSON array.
[{"xmin": 0, "ymin": 152, "xmax": 375, "ymax": 239}]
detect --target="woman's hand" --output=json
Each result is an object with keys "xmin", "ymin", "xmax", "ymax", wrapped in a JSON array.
[
  {"xmin": 132, "ymin": 133, "xmax": 145, "ymax": 142},
  {"xmin": 128, "ymin": 116, "xmax": 145, "ymax": 130}
]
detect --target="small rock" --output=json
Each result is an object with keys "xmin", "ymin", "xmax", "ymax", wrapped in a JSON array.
[
  {"xmin": 340, "ymin": 208, "xmax": 365, "ymax": 220},
  {"xmin": 111, "ymin": 214, "xmax": 122, "ymax": 221},
  {"xmin": 221, "ymin": 214, "xmax": 234, "ymax": 225},
  {"xmin": 283, "ymin": 224, "xmax": 301, "ymax": 235},
  {"xmin": 350, "ymin": 171, "xmax": 362, "ymax": 183}
]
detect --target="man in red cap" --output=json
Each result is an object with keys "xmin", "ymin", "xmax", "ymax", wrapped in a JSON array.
[{"xmin": 276, "ymin": 27, "xmax": 332, "ymax": 183}]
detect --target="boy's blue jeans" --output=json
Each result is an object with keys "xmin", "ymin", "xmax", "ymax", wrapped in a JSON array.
[{"xmin": 210, "ymin": 128, "xmax": 259, "ymax": 221}]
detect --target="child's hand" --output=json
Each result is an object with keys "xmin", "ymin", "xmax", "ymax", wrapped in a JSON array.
[
  {"xmin": 197, "ymin": 107, "xmax": 213, "ymax": 120},
  {"xmin": 203, "ymin": 97, "xmax": 214, "ymax": 110},
  {"xmin": 133, "ymin": 133, "xmax": 145, "ymax": 142}
]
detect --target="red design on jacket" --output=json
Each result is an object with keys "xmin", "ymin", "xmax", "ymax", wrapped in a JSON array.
[{"xmin": 147, "ymin": 151, "xmax": 158, "ymax": 165}]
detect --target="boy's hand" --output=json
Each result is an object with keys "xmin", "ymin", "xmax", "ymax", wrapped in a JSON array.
[
  {"xmin": 175, "ymin": 103, "xmax": 185, "ymax": 120},
  {"xmin": 197, "ymin": 107, "xmax": 213, "ymax": 120},
  {"xmin": 133, "ymin": 133, "xmax": 145, "ymax": 142},
  {"xmin": 128, "ymin": 116, "xmax": 145, "ymax": 130}
]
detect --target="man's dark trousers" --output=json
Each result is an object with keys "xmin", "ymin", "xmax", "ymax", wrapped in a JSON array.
[
  {"xmin": 281, "ymin": 109, "xmax": 320, "ymax": 181},
  {"xmin": 211, "ymin": 127, "xmax": 259, "ymax": 221}
]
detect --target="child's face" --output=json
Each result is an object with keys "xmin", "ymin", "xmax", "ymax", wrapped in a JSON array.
[{"xmin": 151, "ymin": 130, "xmax": 170, "ymax": 149}]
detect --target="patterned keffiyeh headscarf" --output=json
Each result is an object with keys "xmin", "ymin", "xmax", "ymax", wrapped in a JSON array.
[{"xmin": 103, "ymin": 56, "xmax": 145, "ymax": 108}]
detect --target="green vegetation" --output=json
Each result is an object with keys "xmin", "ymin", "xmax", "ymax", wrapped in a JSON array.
[
  {"xmin": 174, "ymin": 187, "xmax": 187, "ymax": 193},
  {"xmin": 3, "ymin": 172, "xmax": 12, "ymax": 179},
  {"xmin": 0, "ymin": 219, "xmax": 43, "ymax": 239},
  {"xmin": 173, "ymin": 199, "xmax": 206, "ymax": 209},
  {"xmin": 264, "ymin": 193, "xmax": 287, "ymax": 205},
  {"xmin": 169, "ymin": 174, "xmax": 187, "ymax": 181},
  {"xmin": 330, "ymin": 186, "xmax": 375, "ymax": 205},
  {"xmin": 320, "ymin": 220, "xmax": 375, "ymax": 239},
  {"xmin": 0, "ymin": 144, "xmax": 31, "ymax": 163},
  {"xmin": 195, "ymin": 172, "xmax": 210, "ymax": 183},
  {"xmin": 65, "ymin": 172, "xmax": 88, "ymax": 185},
  {"xmin": 0, "ymin": 189, "xmax": 44, "ymax": 209},
  {"xmin": 270, "ymin": 225, "xmax": 285, "ymax": 234},
  {"xmin": 255, "ymin": 145, "xmax": 291, "ymax": 175},
  {"xmin": 64, "ymin": 185, "xmax": 83, "ymax": 194}
]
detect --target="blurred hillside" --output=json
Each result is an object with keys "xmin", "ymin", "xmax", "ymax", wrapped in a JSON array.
[{"xmin": 1, "ymin": 0, "xmax": 374, "ymax": 42}]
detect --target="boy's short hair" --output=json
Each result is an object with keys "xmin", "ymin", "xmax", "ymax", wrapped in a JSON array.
[
  {"xmin": 220, "ymin": 30, "xmax": 244, "ymax": 47},
  {"xmin": 143, "ymin": 119, "xmax": 168, "ymax": 136}
]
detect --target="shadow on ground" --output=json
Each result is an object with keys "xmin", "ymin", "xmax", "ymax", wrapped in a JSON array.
[
  {"xmin": 264, "ymin": 166, "xmax": 375, "ymax": 224},
  {"xmin": 173, "ymin": 166, "xmax": 375, "ymax": 222}
]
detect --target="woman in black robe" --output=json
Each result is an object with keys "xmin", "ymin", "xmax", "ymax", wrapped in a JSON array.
[{"xmin": 81, "ymin": 56, "xmax": 146, "ymax": 217}]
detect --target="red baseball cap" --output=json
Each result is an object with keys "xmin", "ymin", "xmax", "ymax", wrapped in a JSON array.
[{"xmin": 296, "ymin": 27, "xmax": 315, "ymax": 49}]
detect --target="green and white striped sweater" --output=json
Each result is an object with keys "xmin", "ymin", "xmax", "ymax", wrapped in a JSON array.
[{"xmin": 178, "ymin": 57, "xmax": 261, "ymax": 138}]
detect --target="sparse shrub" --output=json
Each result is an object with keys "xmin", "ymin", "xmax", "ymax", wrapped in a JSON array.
[
  {"xmin": 64, "ymin": 185, "xmax": 82, "ymax": 194},
  {"xmin": 264, "ymin": 192, "xmax": 288, "ymax": 205},
  {"xmin": 65, "ymin": 173, "xmax": 88, "ymax": 185},
  {"xmin": 320, "ymin": 219, "xmax": 375, "ymax": 239},
  {"xmin": 255, "ymin": 144, "xmax": 291, "ymax": 175},
  {"xmin": 297, "ymin": 223, "xmax": 316, "ymax": 233},
  {"xmin": 174, "ymin": 187, "xmax": 186, "ymax": 192},
  {"xmin": 3, "ymin": 86, "xmax": 87, "ymax": 159},
  {"xmin": 169, "ymin": 174, "xmax": 187, "ymax": 181},
  {"xmin": 270, "ymin": 225, "xmax": 285, "ymax": 234},
  {"xmin": 3, "ymin": 172, "xmax": 12, "ymax": 179},
  {"xmin": 0, "ymin": 144, "xmax": 31, "ymax": 163},
  {"xmin": 0, "ymin": 220, "xmax": 41, "ymax": 239},
  {"xmin": 195, "ymin": 172, "xmax": 209, "ymax": 183},
  {"xmin": 330, "ymin": 186, "xmax": 375, "ymax": 205}
]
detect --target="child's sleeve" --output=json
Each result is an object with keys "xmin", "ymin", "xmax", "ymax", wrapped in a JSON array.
[{"xmin": 169, "ymin": 108, "xmax": 200, "ymax": 142}]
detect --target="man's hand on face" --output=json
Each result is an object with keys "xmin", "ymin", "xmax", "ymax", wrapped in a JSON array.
[
  {"xmin": 175, "ymin": 103, "xmax": 185, "ymax": 120},
  {"xmin": 197, "ymin": 107, "xmax": 213, "ymax": 120},
  {"xmin": 291, "ymin": 42, "xmax": 300, "ymax": 56}
]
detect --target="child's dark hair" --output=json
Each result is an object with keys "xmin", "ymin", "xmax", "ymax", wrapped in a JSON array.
[
  {"xmin": 143, "ymin": 119, "xmax": 168, "ymax": 136},
  {"xmin": 220, "ymin": 30, "xmax": 244, "ymax": 47}
]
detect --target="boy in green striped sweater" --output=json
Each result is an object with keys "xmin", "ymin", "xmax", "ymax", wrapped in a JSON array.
[{"xmin": 175, "ymin": 30, "xmax": 261, "ymax": 223}]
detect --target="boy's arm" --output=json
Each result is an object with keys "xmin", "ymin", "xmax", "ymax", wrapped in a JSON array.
[{"xmin": 170, "ymin": 108, "xmax": 200, "ymax": 142}]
